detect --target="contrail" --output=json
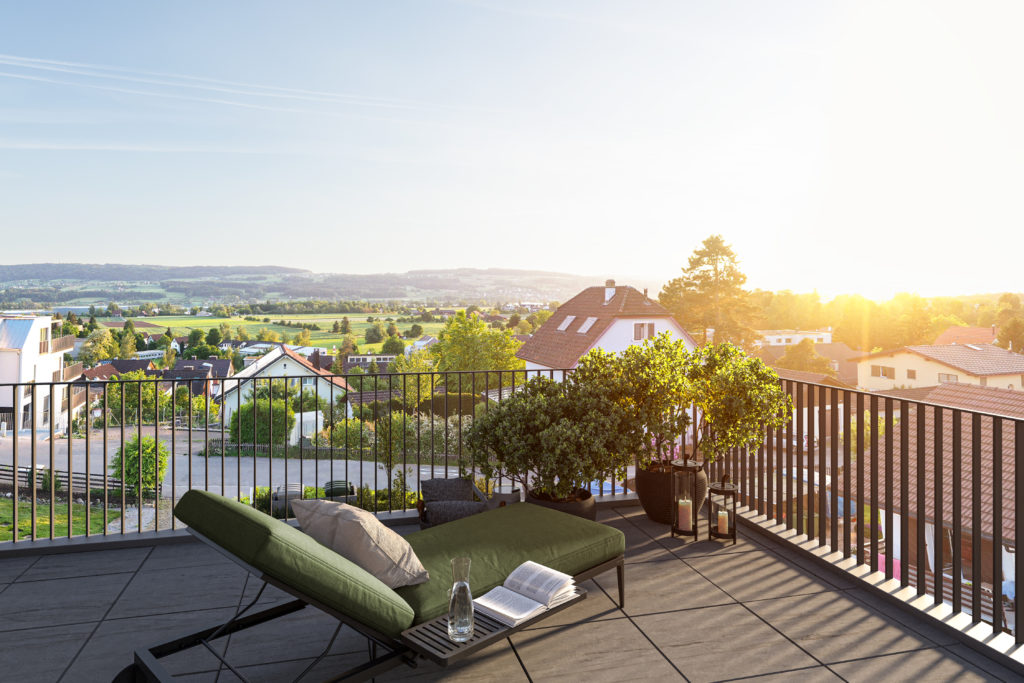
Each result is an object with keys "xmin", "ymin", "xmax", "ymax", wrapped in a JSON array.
[{"xmin": 0, "ymin": 53, "xmax": 504, "ymax": 114}]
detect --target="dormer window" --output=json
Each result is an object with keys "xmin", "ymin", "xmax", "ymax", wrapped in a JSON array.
[
  {"xmin": 634, "ymin": 322, "xmax": 655, "ymax": 340},
  {"xmin": 557, "ymin": 316, "xmax": 576, "ymax": 331},
  {"xmin": 577, "ymin": 317, "xmax": 598, "ymax": 334}
]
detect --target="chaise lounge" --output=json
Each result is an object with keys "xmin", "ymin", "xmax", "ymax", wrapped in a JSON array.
[{"xmin": 121, "ymin": 490, "xmax": 625, "ymax": 682}]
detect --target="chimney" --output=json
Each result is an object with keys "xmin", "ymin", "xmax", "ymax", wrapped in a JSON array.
[
  {"xmin": 604, "ymin": 279, "xmax": 616, "ymax": 302},
  {"xmin": 643, "ymin": 288, "xmax": 648, "ymax": 299}
]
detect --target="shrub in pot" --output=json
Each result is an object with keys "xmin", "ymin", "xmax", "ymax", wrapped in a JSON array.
[
  {"xmin": 466, "ymin": 350, "xmax": 638, "ymax": 520},
  {"xmin": 618, "ymin": 334, "xmax": 694, "ymax": 523}
]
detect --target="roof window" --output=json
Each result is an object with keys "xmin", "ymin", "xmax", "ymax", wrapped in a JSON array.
[
  {"xmin": 557, "ymin": 315, "xmax": 576, "ymax": 331},
  {"xmin": 577, "ymin": 317, "xmax": 598, "ymax": 334}
]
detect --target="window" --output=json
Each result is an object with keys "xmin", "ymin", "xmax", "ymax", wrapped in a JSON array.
[
  {"xmin": 938, "ymin": 373, "xmax": 958, "ymax": 384},
  {"xmin": 784, "ymin": 338, "xmax": 792, "ymax": 344},
  {"xmin": 634, "ymin": 322, "xmax": 656, "ymax": 340},
  {"xmin": 556, "ymin": 315, "xmax": 575, "ymax": 332},
  {"xmin": 577, "ymin": 316, "xmax": 598, "ymax": 334},
  {"xmin": 907, "ymin": 369, "xmax": 916, "ymax": 380},
  {"xmin": 870, "ymin": 365, "xmax": 895, "ymax": 379},
  {"xmin": 301, "ymin": 377, "xmax": 315, "ymax": 387}
]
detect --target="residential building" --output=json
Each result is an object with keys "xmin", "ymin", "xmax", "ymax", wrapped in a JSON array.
[
  {"xmin": 934, "ymin": 325, "xmax": 999, "ymax": 346},
  {"xmin": 515, "ymin": 280, "xmax": 697, "ymax": 372},
  {"xmin": 0, "ymin": 315, "xmax": 80, "ymax": 432},
  {"xmin": 166, "ymin": 357, "xmax": 234, "ymax": 396},
  {"xmin": 758, "ymin": 341, "xmax": 861, "ymax": 386},
  {"xmin": 406, "ymin": 335, "xmax": 438, "ymax": 356},
  {"xmin": 219, "ymin": 346, "xmax": 352, "ymax": 427},
  {"xmin": 754, "ymin": 328, "xmax": 833, "ymax": 348},
  {"xmin": 853, "ymin": 344, "xmax": 1024, "ymax": 391},
  {"xmin": 343, "ymin": 354, "xmax": 396, "ymax": 373}
]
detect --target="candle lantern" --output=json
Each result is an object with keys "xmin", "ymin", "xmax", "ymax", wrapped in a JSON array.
[
  {"xmin": 708, "ymin": 474, "xmax": 737, "ymax": 544},
  {"xmin": 671, "ymin": 459, "xmax": 703, "ymax": 541}
]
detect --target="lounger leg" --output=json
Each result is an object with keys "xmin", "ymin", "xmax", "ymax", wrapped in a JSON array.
[{"xmin": 616, "ymin": 560, "xmax": 625, "ymax": 609}]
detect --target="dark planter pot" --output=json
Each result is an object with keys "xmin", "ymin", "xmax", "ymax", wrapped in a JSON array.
[
  {"xmin": 635, "ymin": 464, "xmax": 708, "ymax": 525},
  {"xmin": 525, "ymin": 488, "xmax": 596, "ymax": 521}
]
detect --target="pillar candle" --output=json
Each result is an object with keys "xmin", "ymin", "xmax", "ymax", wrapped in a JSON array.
[
  {"xmin": 717, "ymin": 510, "xmax": 729, "ymax": 535},
  {"xmin": 678, "ymin": 499, "xmax": 692, "ymax": 530}
]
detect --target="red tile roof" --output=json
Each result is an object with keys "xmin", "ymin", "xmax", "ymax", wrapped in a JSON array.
[
  {"xmin": 281, "ymin": 346, "xmax": 350, "ymax": 391},
  {"xmin": 853, "ymin": 344, "xmax": 1024, "ymax": 376},
  {"xmin": 934, "ymin": 326, "xmax": 998, "ymax": 346},
  {"xmin": 875, "ymin": 382, "xmax": 1024, "ymax": 419},
  {"xmin": 773, "ymin": 368, "xmax": 854, "ymax": 389},
  {"xmin": 515, "ymin": 285, "xmax": 694, "ymax": 369}
]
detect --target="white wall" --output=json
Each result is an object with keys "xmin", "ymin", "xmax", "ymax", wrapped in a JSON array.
[
  {"xmin": 594, "ymin": 317, "xmax": 696, "ymax": 356},
  {"xmin": 220, "ymin": 359, "xmax": 352, "ymax": 427}
]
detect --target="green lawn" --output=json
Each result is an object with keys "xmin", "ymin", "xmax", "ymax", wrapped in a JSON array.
[
  {"xmin": 0, "ymin": 498, "xmax": 118, "ymax": 542},
  {"xmin": 115, "ymin": 315, "xmax": 448, "ymax": 354}
]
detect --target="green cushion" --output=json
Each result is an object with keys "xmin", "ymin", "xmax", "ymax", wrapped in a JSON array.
[
  {"xmin": 396, "ymin": 503, "xmax": 625, "ymax": 624},
  {"xmin": 174, "ymin": 490, "xmax": 415, "ymax": 638}
]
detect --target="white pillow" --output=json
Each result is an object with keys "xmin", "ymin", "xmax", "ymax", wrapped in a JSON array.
[{"xmin": 290, "ymin": 499, "xmax": 429, "ymax": 588}]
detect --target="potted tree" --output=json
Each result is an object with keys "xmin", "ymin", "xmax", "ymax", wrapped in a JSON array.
[
  {"xmin": 466, "ymin": 349, "xmax": 638, "ymax": 520},
  {"xmin": 619, "ymin": 334, "xmax": 694, "ymax": 524},
  {"xmin": 627, "ymin": 338, "xmax": 793, "ymax": 524}
]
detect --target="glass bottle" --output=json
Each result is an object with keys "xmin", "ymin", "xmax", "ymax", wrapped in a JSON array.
[{"xmin": 448, "ymin": 556, "xmax": 474, "ymax": 642}]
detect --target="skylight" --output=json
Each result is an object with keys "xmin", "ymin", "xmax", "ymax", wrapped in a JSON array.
[
  {"xmin": 577, "ymin": 316, "xmax": 598, "ymax": 334},
  {"xmin": 557, "ymin": 315, "xmax": 576, "ymax": 331}
]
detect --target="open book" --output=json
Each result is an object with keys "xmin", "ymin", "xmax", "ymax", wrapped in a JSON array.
[{"xmin": 473, "ymin": 561, "xmax": 576, "ymax": 627}]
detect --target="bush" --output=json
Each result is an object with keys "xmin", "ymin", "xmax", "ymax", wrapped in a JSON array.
[
  {"xmin": 229, "ymin": 398, "xmax": 296, "ymax": 444},
  {"xmin": 416, "ymin": 393, "xmax": 481, "ymax": 419},
  {"xmin": 110, "ymin": 435, "xmax": 169, "ymax": 496}
]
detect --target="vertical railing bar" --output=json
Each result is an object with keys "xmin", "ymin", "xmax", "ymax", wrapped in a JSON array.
[
  {"xmin": 856, "ymin": 392, "xmax": 864, "ymax": 566},
  {"xmin": 870, "ymin": 394, "xmax": 878, "ymax": 573},
  {"xmin": 102, "ymin": 384, "xmax": 108, "ymax": 534},
  {"xmin": 1015, "ymin": 419, "xmax": 1023, "ymax": 643},
  {"xmin": 818, "ymin": 386, "xmax": 826, "ymax": 545},
  {"xmin": 900, "ymin": 400, "xmax": 909, "ymax": 588},
  {"xmin": 153, "ymin": 379, "xmax": 159, "ymax": 533},
  {"xmin": 796, "ymin": 382, "xmax": 804, "ymax": 536},
  {"xmin": 916, "ymin": 403, "xmax": 926, "ymax": 597},
  {"xmin": 315, "ymin": 377, "xmax": 320, "ymax": 500},
  {"xmin": 137, "ymin": 380, "xmax": 142, "ymax": 534},
  {"xmin": 252, "ymin": 378, "xmax": 257, "ymax": 508},
  {"xmin": 885, "ymin": 398, "xmax": 894, "ymax": 580},
  {"xmin": 187, "ymin": 380, "xmax": 193, "ymax": 514},
  {"xmin": 170, "ymin": 380, "xmax": 176, "ymax": 528},
  {"xmin": 953, "ymin": 409, "xmax": 963, "ymax": 614},
  {"xmin": 12, "ymin": 384, "xmax": 19, "ymax": 542},
  {"xmin": 934, "ymin": 406, "xmax": 944, "ymax": 607},
  {"xmin": 120, "ymin": 382, "xmax": 126, "ymax": 536},
  {"xmin": 807, "ymin": 385, "xmax": 815, "ymax": 541},
  {"xmin": 992, "ymin": 417, "xmax": 1003, "ymax": 631},
  {"xmin": 67, "ymin": 380, "xmax": 72, "ymax": 538},
  {"xmin": 776, "ymin": 393, "xmax": 784, "ymax": 527},
  {"xmin": 49, "ymin": 387, "xmax": 55, "ymax": 540},
  {"xmin": 972, "ymin": 412, "xmax": 982, "ymax": 620},
  {"xmin": 843, "ymin": 391, "xmax": 852, "ymax": 558},
  {"xmin": 31, "ymin": 384, "xmax": 37, "ymax": 540},
  {"xmin": 204, "ymin": 378, "xmax": 209, "ymax": 501},
  {"xmin": 830, "ymin": 388, "xmax": 839, "ymax": 553},
  {"xmin": 284, "ymin": 377, "xmax": 290, "ymax": 520}
]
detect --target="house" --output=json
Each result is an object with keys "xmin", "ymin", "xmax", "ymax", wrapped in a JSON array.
[
  {"xmin": 165, "ymin": 358, "xmax": 234, "ymax": 396},
  {"xmin": 219, "ymin": 346, "xmax": 353, "ymax": 429},
  {"xmin": 754, "ymin": 329, "xmax": 833, "ymax": 349},
  {"xmin": 934, "ymin": 325, "xmax": 999, "ymax": 346},
  {"xmin": 405, "ymin": 335, "xmax": 438, "ymax": 356},
  {"xmin": 305, "ymin": 349, "xmax": 335, "ymax": 371},
  {"xmin": 515, "ymin": 280, "xmax": 698, "ymax": 372},
  {"xmin": 853, "ymin": 344, "xmax": 1024, "ymax": 391},
  {"xmin": 343, "ymin": 354, "xmax": 397, "ymax": 374},
  {"xmin": 172, "ymin": 337, "xmax": 190, "ymax": 353},
  {"xmin": 758, "ymin": 341, "xmax": 861, "ymax": 386},
  {"xmin": 98, "ymin": 359, "xmax": 157, "ymax": 375},
  {"xmin": 0, "ymin": 315, "xmax": 82, "ymax": 432}
]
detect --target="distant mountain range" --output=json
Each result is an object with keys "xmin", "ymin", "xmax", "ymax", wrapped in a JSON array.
[{"xmin": 0, "ymin": 263, "xmax": 664, "ymax": 306}]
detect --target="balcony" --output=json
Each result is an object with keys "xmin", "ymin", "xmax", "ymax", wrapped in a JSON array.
[
  {"xmin": 0, "ymin": 371, "xmax": 1022, "ymax": 679},
  {"xmin": 39, "ymin": 335, "xmax": 76, "ymax": 355}
]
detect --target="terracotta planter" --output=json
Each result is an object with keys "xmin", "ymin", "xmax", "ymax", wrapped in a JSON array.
[
  {"xmin": 525, "ymin": 488, "xmax": 596, "ymax": 521},
  {"xmin": 636, "ymin": 464, "xmax": 708, "ymax": 525}
]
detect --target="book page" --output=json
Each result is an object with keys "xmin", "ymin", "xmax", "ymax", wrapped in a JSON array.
[
  {"xmin": 503, "ymin": 560, "xmax": 573, "ymax": 606},
  {"xmin": 473, "ymin": 586, "xmax": 545, "ymax": 627}
]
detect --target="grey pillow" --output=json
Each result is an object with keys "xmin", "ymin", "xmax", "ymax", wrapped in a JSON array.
[
  {"xmin": 291, "ymin": 499, "xmax": 429, "ymax": 588},
  {"xmin": 425, "ymin": 500, "xmax": 487, "ymax": 526},
  {"xmin": 421, "ymin": 477, "xmax": 474, "ymax": 503}
]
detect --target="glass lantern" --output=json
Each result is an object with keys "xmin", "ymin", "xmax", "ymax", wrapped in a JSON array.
[
  {"xmin": 708, "ymin": 474, "xmax": 737, "ymax": 544},
  {"xmin": 671, "ymin": 459, "xmax": 703, "ymax": 541}
]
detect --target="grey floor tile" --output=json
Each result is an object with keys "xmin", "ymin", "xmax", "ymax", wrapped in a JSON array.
[
  {"xmin": 829, "ymin": 647, "xmax": 999, "ymax": 682},
  {"xmin": 845, "ymin": 587, "xmax": 959, "ymax": 646},
  {"xmin": 0, "ymin": 620, "xmax": 96, "ymax": 681},
  {"xmin": 0, "ymin": 572, "xmax": 132, "ymax": 631},
  {"xmin": 21, "ymin": 546, "xmax": 151, "ymax": 582},
  {"xmin": 108, "ymin": 563, "xmax": 247, "ymax": 619},
  {"xmin": 140, "ymin": 541, "xmax": 236, "ymax": 572},
  {"xmin": 602, "ymin": 517, "xmax": 676, "ymax": 564},
  {"xmin": 685, "ymin": 550, "xmax": 834, "ymax": 602},
  {"xmin": 634, "ymin": 603, "xmax": 819, "ymax": 682},
  {"xmin": 230, "ymin": 652, "xmax": 386, "ymax": 683},
  {"xmin": 943, "ymin": 644, "xmax": 1022, "ymax": 682},
  {"xmin": 521, "ymin": 578, "xmax": 623, "ymax": 629},
  {"xmin": 594, "ymin": 558, "xmax": 733, "ymax": 617},
  {"xmin": 512, "ymin": 617, "xmax": 682, "ymax": 682},
  {"xmin": 755, "ymin": 539, "xmax": 858, "ymax": 590},
  {"xmin": 220, "ymin": 603, "xmax": 370, "ymax": 667},
  {"xmin": 65, "ymin": 607, "xmax": 237, "ymax": 680},
  {"xmin": 379, "ymin": 640, "xmax": 528, "ymax": 682},
  {"xmin": 0, "ymin": 555, "xmax": 38, "ymax": 582},
  {"xmin": 736, "ymin": 666, "xmax": 842, "ymax": 681},
  {"xmin": 746, "ymin": 591, "xmax": 937, "ymax": 664}
]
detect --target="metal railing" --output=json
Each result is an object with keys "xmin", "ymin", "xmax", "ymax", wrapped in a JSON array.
[
  {"xmin": 705, "ymin": 378, "xmax": 1021, "ymax": 643},
  {"xmin": 0, "ymin": 371, "xmax": 1020, "ymax": 644}
]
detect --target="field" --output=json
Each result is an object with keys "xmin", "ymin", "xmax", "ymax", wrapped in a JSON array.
[{"xmin": 110, "ymin": 314, "xmax": 449, "ymax": 354}]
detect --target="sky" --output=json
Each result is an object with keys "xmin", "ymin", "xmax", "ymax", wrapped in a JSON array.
[{"xmin": 1, "ymin": 1, "xmax": 1022, "ymax": 301}]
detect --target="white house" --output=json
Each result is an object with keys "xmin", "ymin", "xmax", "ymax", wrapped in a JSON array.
[
  {"xmin": 219, "ymin": 346, "xmax": 353, "ymax": 427},
  {"xmin": 406, "ymin": 335, "xmax": 438, "ymax": 356},
  {"xmin": 0, "ymin": 315, "xmax": 82, "ymax": 433},
  {"xmin": 754, "ymin": 329, "xmax": 833, "ymax": 349},
  {"xmin": 515, "ymin": 280, "xmax": 698, "ymax": 373}
]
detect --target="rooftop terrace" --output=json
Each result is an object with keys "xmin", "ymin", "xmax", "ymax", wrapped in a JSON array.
[{"xmin": 2, "ymin": 504, "xmax": 1015, "ymax": 682}]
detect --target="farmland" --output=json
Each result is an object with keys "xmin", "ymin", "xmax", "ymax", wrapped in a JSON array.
[{"xmin": 106, "ymin": 314, "xmax": 449, "ymax": 354}]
